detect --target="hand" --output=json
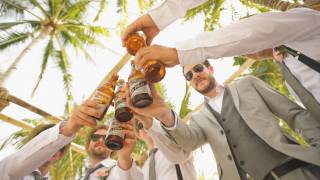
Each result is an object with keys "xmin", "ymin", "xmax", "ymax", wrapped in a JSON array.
[
  {"xmin": 61, "ymin": 100, "xmax": 101, "ymax": 136},
  {"xmin": 134, "ymin": 44, "xmax": 179, "ymax": 70},
  {"xmin": 134, "ymin": 114, "xmax": 153, "ymax": 130},
  {"xmin": 273, "ymin": 49, "xmax": 285, "ymax": 62},
  {"xmin": 117, "ymin": 121, "xmax": 137, "ymax": 170},
  {"xmin": 122, "ymin": 14, "xmax": 160, "ymax": 46},
  {"xmin": 125, "ymin": 83, "xmax": 175, "ymax": 127}
]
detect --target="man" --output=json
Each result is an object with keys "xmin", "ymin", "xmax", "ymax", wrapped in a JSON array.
[
  {"xmin": 0, "ymin": 123, "xmax": 70, "ymax": 180},
  {"xmin": 121, "ymin": 0, "xmax": 320, "ymax": 119},
  {"xmin": 0, "ymin": 99, "xmax": 138, "ymax": 179},
  {"xmin": 80, "ymin": 123, "xmax": 143, "ymax": 180},
  {"xmin": 126, "ymin": 60, "xmax": 320, "ymax": 180},
  {"xmin": 135, "ymin": 114, "xmax": 196, "ymax": 180}
]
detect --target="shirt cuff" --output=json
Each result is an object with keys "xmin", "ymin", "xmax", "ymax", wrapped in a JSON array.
[
  {"xmin": 160, "ymin": 110, "xmax": 178, "ymax": 131},
  {"xmin": 149, "ymin": 2, "xmax": 179, "ymax": 30}
]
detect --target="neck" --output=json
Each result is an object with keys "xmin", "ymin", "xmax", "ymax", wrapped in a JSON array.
[
  {"xmin": 38, "ymin": 163, "xmax": 50, "ymax": 176},
  {"xmin": 203, "ymin": 87, "xmax": 218, "ymax": 98},
  {"xmin": 90, "ymin": 154, "xmax": 109, "ymax": 167}
]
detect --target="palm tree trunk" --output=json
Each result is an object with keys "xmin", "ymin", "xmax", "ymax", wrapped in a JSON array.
[
  {"xmin": 0, "ymin": 27, "xmax": 51, "ymax": 86},
  {"xmin": 90, "ymin": 53, "xmax": 132, "ymax": 97}
]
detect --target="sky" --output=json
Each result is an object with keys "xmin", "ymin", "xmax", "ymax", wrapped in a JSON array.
[{"xmin": 0, "ymin": 0, "xmax": 252, "ymax": 179}]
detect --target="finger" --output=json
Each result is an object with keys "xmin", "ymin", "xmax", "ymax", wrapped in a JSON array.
[
  {"xmin": 121, "ymin": 123, "xmax": 134, "ymax": 131},
  {"xmin": 146, "ymin": 36, "xmax": 154, "ymax": 46},
  {"xmin": 123, "ymin": 130, "xmax": 136, "ymax": 139},
  {"xmin": 123, "ymin": 138, "xmax": 136, "ymax": 147},
  {"xmin": 83, "ymin": 99, "xmax": 101, "ymax": 109},
  {"xmin": 78, "ymin": 105, "xmax": 101, "ymax": 118},
  {"xmin": 73, "ymin": 112, "xmax": 97, "ymax": 128},
  {"xmin": 121, "ymin": 22, "xmax": 140, "ymax": 46},
  {"xmin": 133, "ymin": 47, "xmax": 152, "ymax": 70}
]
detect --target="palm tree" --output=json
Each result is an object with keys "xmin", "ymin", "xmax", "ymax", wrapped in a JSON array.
[
  {"xmin": 242, "ymin": 0, "xmax": 320, "ymax": 11},
  {"xmin": 0, "ymin": 0, "xmax": 110, "ymax": 113}
]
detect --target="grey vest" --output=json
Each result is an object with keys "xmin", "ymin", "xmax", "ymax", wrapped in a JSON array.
[
  {"xmin": 277, "ymin": 62, "xmax": 320, "ymax": 120},
  {"xmin": 207, "ymin": 88, "xmax": 289, "ymax": 180}
]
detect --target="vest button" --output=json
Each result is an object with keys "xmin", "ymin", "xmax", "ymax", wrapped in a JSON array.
[
  {"xmin": 240, "ymin": 161, "xmax": 245, "ymax": 165},
  {"xmin": 232, "ymin": 144, "xmax": 237, "ymax": 148},
  {"xmin": 222, "ymin": 118, "xmax": 226, "ymax": 121},
  {"xmin": 227, "ymin": 155, "xmax": 232, "ymax": 160},
  {"xmin": 220, "ymin": 130, "xmax": 224, "ymax": 135},
  {"xmin": 226, "ymin": 129, "xmax": 230, "ymax": 134}
]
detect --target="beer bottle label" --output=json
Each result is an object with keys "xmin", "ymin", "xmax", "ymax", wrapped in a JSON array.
[
  {"xmin": 115, "ymin": 98, "xmax": 128, "ymax": 109},
  {"xmin": 92, "ymin": 91, "xmax": 112, "ymax": 114},
  {"xmin": 107, "ymin": 120, "xmax": 124, "ymax": 138},
  {"xmin": 129, "ymin": 78, "xmax": 151, "ymax": 98}
]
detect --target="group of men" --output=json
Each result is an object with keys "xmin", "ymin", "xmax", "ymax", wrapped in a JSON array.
[{"xmin": 0, "ymin": 0, "xmax": 319, "ymax": 179}]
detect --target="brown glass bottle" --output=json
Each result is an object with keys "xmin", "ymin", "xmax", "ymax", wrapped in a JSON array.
[
  {"xmin": 125, "ymin": 33, "xmax": 146, "ymax": 56},
  {"xmin": 114, "ymin": 79, "xmax": 133, "ymax": 122},
  {"xmin": 105, "ymin": 119, "xmax": 124, "ymax": 150},
  {"xmin": 91, "ymin": 74, "xmax": 118, "ymax": 120},
  {"xmin": 128, "ymin": 61, "xmax": 153, "ymax": 108},
  {"xmin": 125, "ymin": 33, "xmax": 165, "ymax": 83}
]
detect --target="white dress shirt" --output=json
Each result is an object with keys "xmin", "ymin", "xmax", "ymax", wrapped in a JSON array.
[
  {"xmin": 206, "ymin": 85, "xmax": 225, "ymax": 114},
  {"xmin": 79, "ymin": 159, "xmax": 143, "ymax": 180},
  {"xmin": 149, "ymin": 1, "xmax": 320, "ymax": 104},
  {"xmin": 0, "ymin": 124, "xmax": 74, "ymax": 180},
  {"xmin": 146, "ymin": 121, "xmax": 197, "ymax": 180}
]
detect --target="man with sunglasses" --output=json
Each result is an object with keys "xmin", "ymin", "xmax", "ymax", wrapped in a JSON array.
[
  {"xmin": 79, "ymin": 123, "xmax": 143, "ymax": 180},
  {"xmin": 127, "ymin": 60, "xmax": 320, "ymax": 180},
  {"xmin": 122, "ymin": 1, "xmax": 320, "ymax": 121}
]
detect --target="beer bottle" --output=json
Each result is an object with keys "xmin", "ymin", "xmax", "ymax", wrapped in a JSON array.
[
  {"xmin": 125, "ymin": 33, "xmax": 165, "ymax": 83},
  {"xmin": 125, "ymin": 33, "xmax": 146, "ymax": 56},
  {"xmin": 114, "ymin": 79, "xmax": 133, "ymax": 122},
  {"xmin": 105, "ymin": 119, "xmax": 124, "ymax": 150},
  {"xmin": 128, "ymin": 61, "xmax": 153, "ymax": 108},
  {"xmin": 91, "ymin": 74, "xmax": 118, "ymax": 120}
]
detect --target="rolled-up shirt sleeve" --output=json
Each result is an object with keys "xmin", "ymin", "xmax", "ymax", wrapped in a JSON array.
[
  {"xmin": 0, "ymin": 123, "xmax": 75, "ymax": 180},
  {"xmin": 149, "ymin": 0, "xmax": 207, "ymax": 30}
]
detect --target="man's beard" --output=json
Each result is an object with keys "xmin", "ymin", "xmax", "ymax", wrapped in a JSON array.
[
  {"xmin": 195, "ymin": 74, "xmax": 216, "ymax": 94},
  {"xmin": 88, "ymin": 146, "xmax": 109, "ymax": 160}
]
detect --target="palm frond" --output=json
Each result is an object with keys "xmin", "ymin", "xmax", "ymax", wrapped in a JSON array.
[
  {"xmin": 0, "ymin": 0, "xmax": 29, "ymax": 17},
  {"xmin": 59, "ymin": 0, "xmax": 91, "ymax": 21},
  {"xmin": 117, "ymin": 0, "xmax": 127, "ymax": 14},
  {"xmin": 31, "ymin": 38, "xmax": 53, "ymax": 96},
  {"xmin": 93, "ymin": 0, "xmax": 108, "ymax": 22},
  {"xmin": 0, "ymin": 20, "xmax": 40, "ymax": 31},
  {"xmin": 29, "ymin": 0, "xmax": 49, "ymax": 18},
  {"xmin": 0, "ymin": 130, "xmax": 27, "ymax": 151},
  {"xmin": 0, "ymin": 31, "xmax": 31, "ymax": 50},
  {"xmin": 179, "ymin": 82, "xmax": 192, "ymax": 119},
  {"xmin": 155, "ymin": 83, "xmax": 175, "ymax": 109},
  {"xmin": 1, "ymin": 0, "xmax": 42, "ymax": 20}
]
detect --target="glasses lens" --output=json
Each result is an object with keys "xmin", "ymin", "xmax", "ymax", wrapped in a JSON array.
[
  {"xmin": 193, "ymin": 64, "xmax": 204, "ymax": 73},
  {"xmin": 184, "ymin": 71, "xmax": 193, "ymax": 81},
  {"xmin": 91, "ymin": 134, "xmax": 106, "ymax": 142}
]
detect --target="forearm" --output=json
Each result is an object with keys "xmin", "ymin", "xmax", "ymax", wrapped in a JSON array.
[
  {"xmin": 176, "ymin": 8, "xmax": 320, "ymax": 66},
  {"xmin": 117, "ymin": 155, "xmax": 132, "ymax": 171}
]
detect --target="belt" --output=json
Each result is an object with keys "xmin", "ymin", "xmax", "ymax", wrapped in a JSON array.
[{"xmin": 264, "ymin": 159, "xmax": 309, "ymax": 180}]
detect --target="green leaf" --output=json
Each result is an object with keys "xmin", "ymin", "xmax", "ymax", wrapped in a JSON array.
[
  {"xmin": 60, "ymin": 0, "xmax": 91, "ymax": 21},
  {"xmin": 31, "ymin": 38, "xmax": 53, "ymax": 96},
  {"xmin": 179, "ymin": 82, "xmax": 192, "ymax": 119},
  {"xmin": 29, "ymin": 0, "xmax": 49, "ymax": 18},
  {"xmin": 0, "ymin": 31, "xmax": 31, "ymax": 50},
  {"xmin": 93, "ymin": 0, "xmax": 108, "ymax": 22},
  {"xmin": 0, "ymin": 20, "xmax": 40, "ymax": 30}
]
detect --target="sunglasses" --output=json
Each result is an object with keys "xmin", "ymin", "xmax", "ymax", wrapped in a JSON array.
[
  {"xmin": 90, "ymin": 134, "xmax": 106, "ymax": 142},
  {"xmin": 184, "ymin": 64, "xmax": 204, "ymax": 81}
]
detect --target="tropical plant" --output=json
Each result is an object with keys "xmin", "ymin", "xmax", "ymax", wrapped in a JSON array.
[{"xmin": 0, "ymin": 0, "xmax": 110, "ymax": 114}]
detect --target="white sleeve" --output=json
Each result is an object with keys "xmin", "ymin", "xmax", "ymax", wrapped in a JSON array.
[
  {"xmin": 147, "ymin": 119, "xmax": 192, "ymax": 164},
  {"xmin": 108, "ymin": 161, "xmax": 144, "ymax": 180},
  {"xmin": 149, "ymin": 0, "xmax": 207, "ymax": 30},
  {"xmin": 0, "ymin": 124, "xmax": 74, "ymax": 179},
  {"xmin": 175, "ymin": 8, "xmax": 320, "ymax": 66}
]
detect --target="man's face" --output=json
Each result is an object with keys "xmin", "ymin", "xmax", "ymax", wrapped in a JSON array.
[
  {"xmin": 88, "ymin": 129, "xmax": 110, "ymax": 160},
  {"xmin": 183, "ymin": 63, "xmax": 216, "ymax": 94}
]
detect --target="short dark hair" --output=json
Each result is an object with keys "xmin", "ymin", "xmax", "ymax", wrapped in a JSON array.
[
  {"xmin": 23, "ymin": 123, "xmax": 70, "ymax": 156},
  {"xmin": 182, "ymin": 60, "xmax": 211, "ymax": 73}
]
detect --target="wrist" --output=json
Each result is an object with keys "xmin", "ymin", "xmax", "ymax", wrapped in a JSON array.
[
  {"xmin": 60, "ymin": 120, "xmax": 81, "ymax": 137},
  {"xmin": 156, "ymin": 108, "xmax": 174, "ymax": 128},
  {"xmin": 117, "ymin": 154, "xmax": 132, "ymax": 170}
]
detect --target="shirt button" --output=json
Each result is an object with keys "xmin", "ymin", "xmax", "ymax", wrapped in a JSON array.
[
  {"xmin": 240, "ymin": 161, "xmax": 245, "ymax": 165},
  {"xmin": 228, "ymin": 155, "xmax": 232, "ymax": 160}
]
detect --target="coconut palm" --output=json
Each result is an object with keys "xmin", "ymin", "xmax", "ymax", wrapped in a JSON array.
[{"xmin": 0, "ymin": 0, "xmax": 110, "ymax": 113}]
